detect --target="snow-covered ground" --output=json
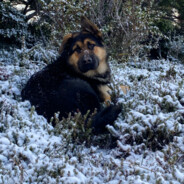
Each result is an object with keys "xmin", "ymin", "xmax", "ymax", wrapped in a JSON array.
[{"xmin": 0, "ymin": 50, "xmax": 184, "ymax": 183}]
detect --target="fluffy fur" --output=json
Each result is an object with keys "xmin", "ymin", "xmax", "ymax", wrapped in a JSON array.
[{"xmin": 21, "ymin": 17, "xmax": 121, "ymax": 134}]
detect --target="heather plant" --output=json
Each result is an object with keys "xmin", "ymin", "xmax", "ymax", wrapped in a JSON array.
[
  {"xmin": 168, "ymin": 34, "xmax": 184, "ymax": 62},
  {"xmin": 88, "ymin": 0, "xmax": 163, "ymax": 61},
  {"xmin": 0, "ymin": 1, "xmax": 184, "ymax": 183},
  {"xmin": 0, "ymin": 0, "xmax": 168, "ymax": 62},
  {"xmin": 0, "ymin": 2, "xmax": 27, "ymax": 49},
  {"xmin": 109, "ymin": 59, "xmax": 184, "ymax": 154},
  {"xmin": 34, "ymin": 0, "xmax": 164, "ymax": 61},
  {"xmin": 53, "ymin": 111, "xmax": 93, "ymax": 147},
  {"xmin": 0, "ymin": 39, "xmax": 184, "ymax": 184}
]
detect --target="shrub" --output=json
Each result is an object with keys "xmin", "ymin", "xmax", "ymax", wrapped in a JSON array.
[
  {"xmin": 36, "ymin": 0, "xmax": 163, "ymax": 61},
  {"xmin": 109, "ymin": 59, "xmax": 184, "ymax": 154},
  {"xmin": 168, "ymin": 34, "xmax": 184, "ymax": 62},
  {"xmin": 0, "ymin": 2, "xmax": 27, "ymax": 49}
]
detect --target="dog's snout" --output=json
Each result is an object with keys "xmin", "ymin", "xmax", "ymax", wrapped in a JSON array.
[
  {"xmin": 78, "ymin": 48, "xmax": 100, "ymax": 73},
  {"xmin": 84, "ymin": 55, "xmax": 92, "ymax": 64},
  {"xmin": 83, "ymin": 51, "xmax": 92, "ymax": 64}
]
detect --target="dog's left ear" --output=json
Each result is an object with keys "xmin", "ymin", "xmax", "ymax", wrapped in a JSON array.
[
  {"xmin": 59, "ymin": 33, "xmax": 73, "ymax": 54},
  {"xmin": 81, "ymin": 16, "xmax": 102, "ymax": 40}
]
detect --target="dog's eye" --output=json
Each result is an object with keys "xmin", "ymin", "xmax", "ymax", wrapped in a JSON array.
[
  {"xmin": 75, "ymin": 46, "xmax": 81, "ymax": 53},
  {"xmin": 88, "ymin": 42, "xmax": 95, "ymax": 50}
]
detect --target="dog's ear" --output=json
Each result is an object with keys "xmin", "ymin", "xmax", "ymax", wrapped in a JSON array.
[
  {"xmin": 59, "ymin": 33, "xmax": 73, "ymax": 54},
  {"xmin": 81, "ymin": 16, "xmax": 102, "ymax": 40}
]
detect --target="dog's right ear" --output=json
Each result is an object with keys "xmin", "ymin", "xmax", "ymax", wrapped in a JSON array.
[
  {"xmin": 81, "ymin": 16, "xmax": 102, "ymax": 41},
  {"xmin": 59, "ymin": 33, "xmax": 73, "ymax": 54}
]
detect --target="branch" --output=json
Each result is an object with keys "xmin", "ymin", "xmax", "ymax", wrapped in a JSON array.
[{"xmin": 26, "ymin": 11, "xmax": 37, "ymax": 21}]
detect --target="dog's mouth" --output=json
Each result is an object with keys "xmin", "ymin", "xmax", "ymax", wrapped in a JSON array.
[{"xmin": 78, "ymin": 55, "xmax": 99, "ymax": 73}]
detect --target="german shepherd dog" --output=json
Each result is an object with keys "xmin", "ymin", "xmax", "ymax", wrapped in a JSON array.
[{"xmin": 21, "ymin": 17, "xmax": 122, "ymax": 134}]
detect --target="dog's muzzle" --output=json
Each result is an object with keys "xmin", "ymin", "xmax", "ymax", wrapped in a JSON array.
[{"xmin": 78, "ymin": 50, "xmax": 99, "ymax": 73}]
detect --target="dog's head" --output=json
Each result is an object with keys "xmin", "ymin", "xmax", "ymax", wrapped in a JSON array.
[{"xmin": 59, "ymin": 17, "xmax": 109, "ymax": 78}]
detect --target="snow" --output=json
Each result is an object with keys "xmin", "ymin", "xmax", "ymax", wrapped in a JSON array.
[{"xmin": 0, "ymin": 49, "xmax": 184, "ymax": 183}]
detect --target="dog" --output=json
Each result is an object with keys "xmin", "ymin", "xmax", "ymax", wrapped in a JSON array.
[{"xmin": 21, "ymin": 17, "xmax": 122, "ymax": 134}]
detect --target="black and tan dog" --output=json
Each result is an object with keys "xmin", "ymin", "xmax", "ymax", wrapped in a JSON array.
[{"xmin": 21, "ymin": 17, "xmax": 122, "ymax": 133}]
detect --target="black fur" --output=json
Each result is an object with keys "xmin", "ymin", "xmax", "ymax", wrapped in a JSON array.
[{"xmin": 22, "ymin": 28, "xmax": 121, "ymax": 134}]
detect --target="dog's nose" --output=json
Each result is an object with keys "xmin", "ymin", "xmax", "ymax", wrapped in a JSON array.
[
  {"xmin": 84, "ymin": 56, "xmax": 92, "ymax": 64},
  {"xmin": 83, "ymin": 51, "xmax": 92, "ymax": 64}
]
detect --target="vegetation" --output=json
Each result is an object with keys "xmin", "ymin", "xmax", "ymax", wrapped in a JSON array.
[
  {"xmin": 1, "ymin": 0, "xmax": 184, "ymax": 61},
  {"xmin": 0, "ymin": 0, "xmax": 184, "ymax": 183}
]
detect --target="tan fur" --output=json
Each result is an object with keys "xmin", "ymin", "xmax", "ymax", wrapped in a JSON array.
[
  {"xmin": 72, "ymin": 41, "xmax": 83, "ymax": 51},
  {"xmin": 120, "ymin": 85, "xmax": 129, "ymax": 94},
  {"xmin": 72, "ymin": 39, "xmax": 97, "ymax": 52},
  {"xmin": 84, "ymin": 47, "xmax": 108, "ymax": 77},
  {"xmin": 98, "ymin": 85, "xmax": 129, "ymax": 105},
  {"xmin": 98, "ymin": 85, "xmax": 111, "ymax": 104},
  {"xmin": 94, "ymin": 47, "xmax": 107, "ymax": 74},
  {"xmin": 84, "ymin": 39, "xmax": 96, "ymax": 46},
  {"xmin": 68, "ymin": 52, "xmax": 80, "ymax": 71},
  {"xmin": 84, "ymin": 60, "xmax": 108, "ymax": 77},
  {"xmin": 59, "ymin": 33, "xmax": 73, "ymax": 54},
  {"xmin": 68, "ymin": 37, "xmax": 108, "ymax": 77},
  {"xmin": 59, "ymin": 18, "xmax": 130, "ymax": 108}
]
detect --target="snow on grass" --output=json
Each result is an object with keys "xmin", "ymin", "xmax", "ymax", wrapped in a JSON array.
[{"xmin": 0, "ymin": 53, "xmax": 184, "ymax": 183}]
